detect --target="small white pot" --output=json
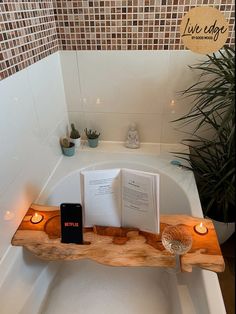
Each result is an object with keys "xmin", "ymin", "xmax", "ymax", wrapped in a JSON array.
[
  {"xmin": 211, "ymin": 219, "xmax": 235, "ymax": 244},
  {"xmin": 70, "ymin": 137, "xmax": 81, "ymax": 148}
]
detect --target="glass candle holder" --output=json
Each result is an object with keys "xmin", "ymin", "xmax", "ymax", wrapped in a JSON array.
[{"xmin": 162, "ymin": 225, "xmax": 192, "ymax": 255}]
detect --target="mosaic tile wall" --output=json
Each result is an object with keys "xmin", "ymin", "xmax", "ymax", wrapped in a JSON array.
[
  {"xmin": 0, "ymin": 1, "xmax": 58, "ymax": 80},
  {"xmin": 0, "ymin": 0, "xmax": 235, "ymax": 80},
  {"xmin": 54, "ymin": 0, "xmax": 235, "ymax": 50}
]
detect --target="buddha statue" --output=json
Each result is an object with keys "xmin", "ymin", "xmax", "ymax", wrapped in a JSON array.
[{"xmin": 125, "ymin": 123, "xmax": 140, "ymax": 149}]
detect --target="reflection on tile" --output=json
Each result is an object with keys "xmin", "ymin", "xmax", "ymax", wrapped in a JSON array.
[{"xmin": 76, "ymin": 51, "xmax": 169, "ymax": 114}]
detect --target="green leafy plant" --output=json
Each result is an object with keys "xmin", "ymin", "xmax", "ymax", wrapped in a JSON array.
[
  {"xmin": 70, "ymin": 123, "xmax": 80, "ymax": 139},
  {"xmin": 85, "ymin": 128, "xmax": 100, "ymax": 139},
  {"xmin": 173, "ymin": 46, "xmax": 235, "ymax": 223},
  {"xmin": 175, "ymin": 46, "xmax": 235, "ymax": 137}
]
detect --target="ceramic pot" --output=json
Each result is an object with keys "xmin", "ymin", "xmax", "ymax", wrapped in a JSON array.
[
  {"xmin": 70, "ymin": 137, "xmax": 81, "ymax": 148},
  {"xmin": 61, "ymin": 142, "xmax": 75, "ymax": 156},
  {"xmin": 88, "ymin": 138, "xmax": 99, "ymax": 148},
  {"xmin": 211, "ymin": 219, "xmax": 235, "ymax": 244}
]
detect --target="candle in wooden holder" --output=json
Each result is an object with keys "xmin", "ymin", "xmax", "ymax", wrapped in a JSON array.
[
  {"xmin": 194, "ymin": 222, "xmax": 208, "ymax": 235},
  {"xmin": 30, "ymin": 213, "xmax": 44, "ymax": 224}
]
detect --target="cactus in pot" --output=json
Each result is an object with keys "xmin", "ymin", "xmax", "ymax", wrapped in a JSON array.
[
  {"xmin": 85, "ymin": 128, "xmax": 100, "ymax": 148},
  {"xmin": 70, "ymin": 123, "xmax": 81, "ymax": 147},
  {"xmin": 60, "ymin": 137, "xmax": 75, "ymax": 156}
]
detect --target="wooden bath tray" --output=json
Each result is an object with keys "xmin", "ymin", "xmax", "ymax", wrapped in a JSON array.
[{"xmin": 11, "ymin": 204, "xmax": 225, "ymax": 273}]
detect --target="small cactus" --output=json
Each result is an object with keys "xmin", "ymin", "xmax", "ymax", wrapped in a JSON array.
[
  {"xmin": 85, "ymin": 128, "xmax": 100, "ymax": 139},
  {"xmin": 70, "ymin": 123, "xmax": 80, "ymax": 139},
  {"xmin": 60, "ymin": 137, "xmax": 70, "ymax": 148}
]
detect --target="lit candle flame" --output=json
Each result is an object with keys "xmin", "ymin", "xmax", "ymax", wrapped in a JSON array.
[
  {"xmin": 194, "ymin": 222, "xmax": 208, "ymax": 235},
  {"xmin": 30, "ymin": 212, "xmax": 43, "ymax": 224}
]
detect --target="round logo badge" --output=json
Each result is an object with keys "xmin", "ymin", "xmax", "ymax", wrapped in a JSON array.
[{"xmin": 180, "ymin": 7, "xmax": 228, "ymax": 54}]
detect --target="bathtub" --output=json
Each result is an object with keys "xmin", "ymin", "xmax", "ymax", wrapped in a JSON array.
[{"xmin": 36, "ymin": 143, "xmax": 225, "ymax": 314}]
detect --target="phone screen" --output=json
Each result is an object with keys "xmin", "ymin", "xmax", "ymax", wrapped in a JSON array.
[{"xmin": 60, "ymin": 203, "xmax": 83, "ymax": 244}]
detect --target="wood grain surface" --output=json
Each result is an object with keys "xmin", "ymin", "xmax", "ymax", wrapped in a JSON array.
[{"xmin": 11, "ymin": 204, "xmax": 225, "ymax": 272}]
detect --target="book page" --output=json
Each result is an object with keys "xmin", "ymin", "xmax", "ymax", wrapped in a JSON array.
[
  {"xmin": 81, "ymin": 169, "xmax": 121, "ymax": 227},
  {"xmin": 121, "ymin": 169, "xmax": 160, "ymax": 233}
]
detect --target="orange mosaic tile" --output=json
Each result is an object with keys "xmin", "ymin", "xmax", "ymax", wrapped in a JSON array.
[{"xmin": 0, "ymin": 0, "xmax": 235, "ymax": 80}]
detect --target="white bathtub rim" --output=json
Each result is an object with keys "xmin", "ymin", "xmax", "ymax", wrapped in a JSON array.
[
  {"xmin": 0, "ymin": 246, "xmax": 22, "ymax": 288},
  {"xmin": 201, "ymin": 269, "xmax": 226, "ymax": 314},
  {"xmin": 19, "ymin": 261, "xmax": 61, "ymax": 314}
]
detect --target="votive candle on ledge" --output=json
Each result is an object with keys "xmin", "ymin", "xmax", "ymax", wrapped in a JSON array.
[
  {"xmin": 194, "ymin": 222, "xmax": 208, "ymax": 235},
  {"xmin": 30, "ymin": 212, "xmax": 44, "ymax": 224}
]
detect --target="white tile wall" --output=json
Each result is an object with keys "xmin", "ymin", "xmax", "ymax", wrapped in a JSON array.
[
  {"xmin": 0, "ymin": 69, "xmax": 39, "ymax": 194},
  {"xmin": 60, "ymin": 50, "xmax": 205, "ymax": 143},
  {"xmin": 76, "ymin": 51, "xmax": 169, "ymax": 115},
  {"xmin": 27, "ymin": 54, "xmax": 67, "ymax": 139},
  {"xmin": 0, "ymin": 52, "xmax": 68, "ymax": 260},
  {"xmin": 60, "ymin": 52, "xmax": 83, "ymax": 112}
]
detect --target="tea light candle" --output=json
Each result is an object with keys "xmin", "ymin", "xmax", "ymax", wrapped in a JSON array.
[
  {"xmin": 194, "ymin": 222, "xmax": 208, "ymax": 235},
  {"xmin": 30, "ymin": 212, "xmax": 44, "ymax": 224}
]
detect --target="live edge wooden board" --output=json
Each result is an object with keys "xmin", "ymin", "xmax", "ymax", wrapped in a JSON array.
[{"xmin": 11, "ymin": 204, "xmax": 225, "ymax": 273}]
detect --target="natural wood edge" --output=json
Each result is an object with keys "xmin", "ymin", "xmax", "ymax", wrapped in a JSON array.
[
  {"xmin": 23, "ymin": 242, "xmax": 176, "ymax": 267},
  {"xmin": 181, "ymin": 251, "xmax": 225, "ymax": 273},
  {"xmin": 11, "ymin": 204, "xmax": 225, "ymax": 272}
]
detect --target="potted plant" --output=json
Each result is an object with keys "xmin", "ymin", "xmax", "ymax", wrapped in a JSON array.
[
  {"xmin": 85, "ymin": 128, "xmax": 100, "ymax": 148},
  {"xmin": 70, "ymin": 123, "xmax": 81, "ymax": 148},
  {"xmin": 60, "ymin": 137, "xmax": 75, "ymax": 157},
  {"xmin": 173, "ymin": 46, "xmax": 235, "ymax": 243}
]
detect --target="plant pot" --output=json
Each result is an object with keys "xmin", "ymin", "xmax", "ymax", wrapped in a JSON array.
[
  {"xmin": 88, "ymin": 138, "xmax": 99, "ymax": 148},
  {"xmin": 70, "ymin": 137, "xmax": 81, "ymax": 148},
  {"xmin": 211, "ymin": 218, "xmax": 235, "ymax": 244},
  {"xmin": 61, "ymin": 142, "xmax": 75, "ymax": 156}
]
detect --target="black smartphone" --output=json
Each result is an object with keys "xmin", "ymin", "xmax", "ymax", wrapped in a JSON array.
[{"xmin": 60, "ymin": 203, "xmax": 83, "ymax": 244}]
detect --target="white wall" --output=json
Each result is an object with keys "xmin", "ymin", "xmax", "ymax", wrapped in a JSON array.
[
  {"xmin": 60, "ymin": 50, "xmax": 203, "ymax": 143},
  {"xmin": 0, "ymin": 52, "xmax": 68, "ymax": 313}
]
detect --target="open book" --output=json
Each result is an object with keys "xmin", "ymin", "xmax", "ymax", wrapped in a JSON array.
[{"xmin": 81, "ymin": 168, "xmax": 160, "ymax": 233}]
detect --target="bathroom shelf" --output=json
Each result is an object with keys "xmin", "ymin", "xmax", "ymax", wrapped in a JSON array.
[{"xmin": 11, "ymin": 204, "xmax": 225, "ymax": 273}]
